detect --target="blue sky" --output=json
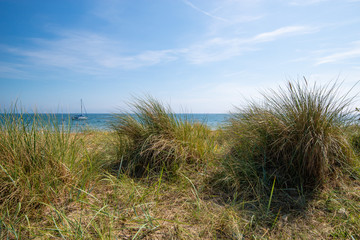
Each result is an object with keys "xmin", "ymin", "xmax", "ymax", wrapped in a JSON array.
[{"xmin": 1, "ymin": 0, "xmax": 360, "ymax": 113}]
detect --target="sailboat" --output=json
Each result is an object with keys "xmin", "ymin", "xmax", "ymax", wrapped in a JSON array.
[{"xmin": 72, "ymin": 99, "xmax": 88, "ymax": 120}]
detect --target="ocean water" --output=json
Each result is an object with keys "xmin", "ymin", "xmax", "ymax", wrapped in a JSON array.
[{"xmin": 0, "ymin": 113, "xmax": 230, "ymax": 131}]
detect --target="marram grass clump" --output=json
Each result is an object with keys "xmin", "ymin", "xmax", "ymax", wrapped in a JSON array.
[
  {"xmin": 111, "ymin": 96, "xmax": 216, "ymax": 177},
  {"xmin": 0, "ymin": 110, "xmax": 103, "ymax": 238},
  {"xmin": 0, "ymin": 113, "xmax": 74, "ymax": 211},
  {"xmin": 220, "ymin": 79, "xmax": 357, "ymax": 199}
]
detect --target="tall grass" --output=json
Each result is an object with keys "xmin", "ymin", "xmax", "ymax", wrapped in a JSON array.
[
  {"xmin": 111, "ymin": 96, "xmax": 216, "ymax": 177},
  {"xmin": 219, "ymin": 79, "xmax": 357, "ymax": 203},
  {"xmin": 0, "ymin": 92, "xmax": 359, "ymax": 239},
  {"xmin": 0, "ymin": 109, "xmax": 101, "ymax": 238}
]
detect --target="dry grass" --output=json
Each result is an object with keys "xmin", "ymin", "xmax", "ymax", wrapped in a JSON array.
[
  {"xmin": 4, "ymin": 157, "xmax": 357, "ymax": 239},
  {"xmin": 1, "ymin": 89, "xmax": 359, "ymax": 239},
  {"xmin": 110, "ymin": 96, "xmax": 217, "ymax": 177},
  {"xmin": 0, "ymin": 111, "xmax": 104, "ymax": 239},
  {"xmin": 216, "ymin": 79, "xmax": 357, "ymax": 203}
]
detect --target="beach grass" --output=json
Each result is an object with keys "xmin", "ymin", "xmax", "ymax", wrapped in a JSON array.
[
  {"xmin": 213, "ymin": 80, "xmax": 358, "ymax": 207},
  {"xmin": 1, "ymin": 81, "xmax": 359, "ymax": 239},
  {"xmin": 0, "ymin": 110, "xmax": 105, "ymax": 239},
  {"xmin": 109, "ymin": 96, "xmax": 217, "ymax": 177}
]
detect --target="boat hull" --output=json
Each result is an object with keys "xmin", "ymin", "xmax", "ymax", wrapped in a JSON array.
[{"xmin": 72, "ymin": 115, "xmax": 88, "ymax": 120}]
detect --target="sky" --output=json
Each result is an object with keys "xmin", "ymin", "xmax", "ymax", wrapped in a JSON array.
[{"xmin": 0, "ymin": 0, "xmax": 360, "ymax": 113}]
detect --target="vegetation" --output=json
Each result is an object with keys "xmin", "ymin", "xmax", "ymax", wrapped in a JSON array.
[
  {"xmin": 110, "ymin": 96, "xmax": 216, "ymax": 177},
  {"xmin": 216, "ymin": 80, "xmax": 357, "ymax": 205},
  {"xmin": 1, "ymin": 80, "xmax": 359, "ymax": 239},
  {"xmin": 0, "ymin": 110, "xmax": 105, "ymax": 239}
]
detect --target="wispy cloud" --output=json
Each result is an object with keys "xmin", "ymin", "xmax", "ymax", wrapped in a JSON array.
[
  {"xmin": 0, "ymin": 23, "xmax": 318, "ymax": 78},
  {"xmin": 182, "ymin": 0, "xmax": 228, "ymax": 22},
  {"xmin": 185, "ymin": 25, "xmax": 317, "ymax": 63},
  {"xmin": 253, "ymin": 26, "xmax": 317, "ymax": 42},
  {"xmin": 315, "ymin": 42, "xmax": 360, "ymax": 65},
  {"xmin": 184, "ymin": 37, "xmax": 252, "ymax": 64},
  {"xmin": 288, "ymin": 0, "xmax": 329, "ymax": 6},
  {"xmin": 1, "ymin": 23, "xmax": 317, "ymax": 82},
  {"xmin": 90, "ymin": 0, "xmax": 126, "ymax": 24},
  {"xmin": 182, "ymin": 0, "xmax": 264, "ymax": 37},
  {"xmin": 10, "ymin": 1, "xmax": 271, "ymax": 72},
  {"xmin": 1, "ymin": 30, "xmax": 182, "ymax": 74},
  {"xmin": 0, "ymin": 62, "xmax": 28, "ymax": 79}
]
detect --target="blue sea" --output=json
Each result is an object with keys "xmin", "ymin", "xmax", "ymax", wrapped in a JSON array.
[{"xmin": 0, "ymin": 113, "xmax": 230, "ymax": 131}]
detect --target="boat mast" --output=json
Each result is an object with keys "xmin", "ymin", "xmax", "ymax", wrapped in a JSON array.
[{"xmin": 81, "ymin": 99, "xmax": 83, "ymax": 115}]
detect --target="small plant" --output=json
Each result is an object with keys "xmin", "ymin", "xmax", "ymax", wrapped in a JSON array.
[{"xmin": 111, "ymin": 96, "xmax": 216, "ymax": 177}]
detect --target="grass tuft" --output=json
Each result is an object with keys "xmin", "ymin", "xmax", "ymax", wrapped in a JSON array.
[
  {"xmin": 0, "ymin": 108, "xmax": 103, "ymax": 238},
  {"xmin": 217, "ymin": 79, "xmax": 358, "ymax": 208},
  {"xmin": 110, "ymin": 96, "xmax": 216, "ymax": 177}
]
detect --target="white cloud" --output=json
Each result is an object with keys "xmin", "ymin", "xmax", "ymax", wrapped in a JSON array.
[
  {"xmin": 315, "ymin": 42, "xmax": 360, "ymax": 65},
  {"xmin": 252, "ymin": 26, "xmax": 317, "ymax": 42},
  {"xmin": 182, "ymin": 0, "xmax": 228, "ymax": 22},
  {"xmin": 184, "ymin": 37, "xmax": 250, "ymax": 64},
  {"xmin": 90, "ymin": 0, "xmax": 126, "ymax": 24},
  {"xmin": 185, "ymin": 25, "xmax": 317, "ymax": 63},
  {"xmin": 182, "ymin": 0, "xmax": 265, "ymax": 37},
  {"xmin": 288, "ymin": 0, "xmax": 329, "ymax": 6},
  {"xmin": 106, "ymin": 50, "xmax": 180, "ymax": 69},
  {"xmin": 0, "ymin": 62, "xmax": 28, "ymax": 79},
  {"xmin": 5, "ymin": 1, "xmax": 312, "ymax": 77},
  {"xmin": 2, "ymin": 24, "xmax": 317, "ymax": 74},
  {"xmin": 2, "ymin": 31, "xmax": 182, "ymax": 74}
]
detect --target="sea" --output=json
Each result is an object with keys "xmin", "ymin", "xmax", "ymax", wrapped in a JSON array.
[{"xmin": 0, "ymin": 113, "xmax": 230, "ymax": 131}]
